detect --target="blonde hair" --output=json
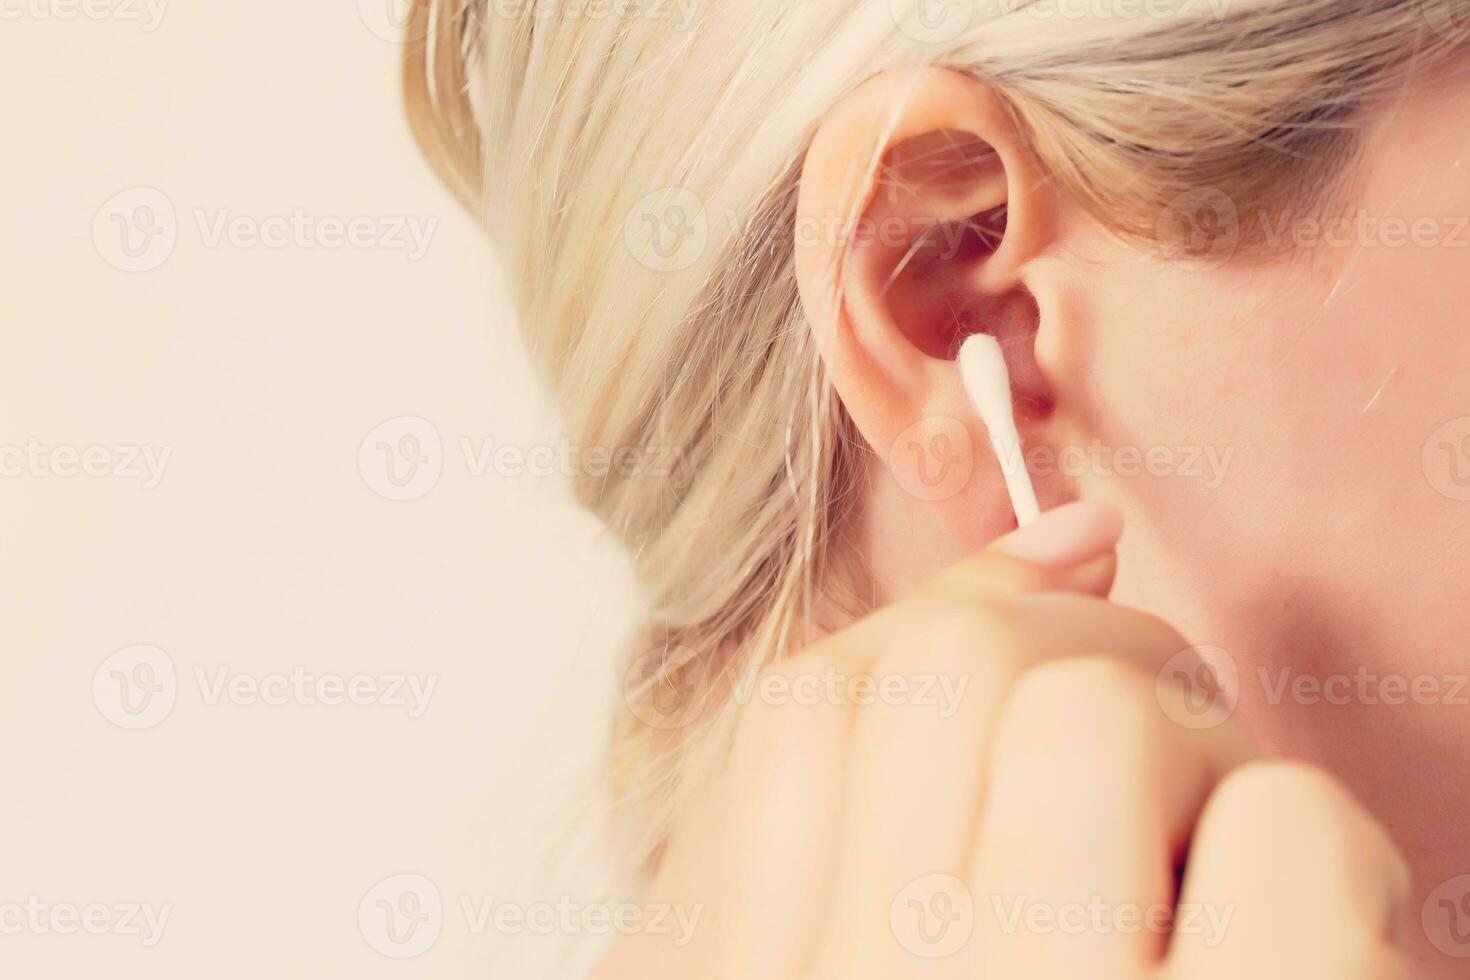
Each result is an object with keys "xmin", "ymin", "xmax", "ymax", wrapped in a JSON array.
[{"xmin": 405, "ymin": 0, "xmax": 1462, "ymax": 876}]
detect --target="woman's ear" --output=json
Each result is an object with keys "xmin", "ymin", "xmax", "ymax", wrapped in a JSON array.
[{"xmin": 794, "ymin": 66, "xmax": 1071, "ymax": 578}]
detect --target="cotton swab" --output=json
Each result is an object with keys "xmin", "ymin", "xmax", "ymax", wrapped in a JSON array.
[{"xmin": 958, "ymin": 334, "xmax": 1042, "ymax": 527}]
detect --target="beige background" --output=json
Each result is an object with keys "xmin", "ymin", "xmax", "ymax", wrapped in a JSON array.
[{"xmin": 2, "ymin": 3, "xmax": 635, "ymax": 975}]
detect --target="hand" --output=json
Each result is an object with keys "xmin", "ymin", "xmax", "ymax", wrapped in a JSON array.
[{"xmin": 594, "ymin": 502, "xmax": 1411, "ymax": 979}]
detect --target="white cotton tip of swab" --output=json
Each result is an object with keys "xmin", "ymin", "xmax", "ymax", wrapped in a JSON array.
[{"xmin": 959, "ymin": 333, "xmax": 1043, "ymax": 527}]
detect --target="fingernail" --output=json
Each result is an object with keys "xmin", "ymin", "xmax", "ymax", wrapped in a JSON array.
[{"xmin": 991, "ymin": 500, "xmax": 1124, "ymax": 570}]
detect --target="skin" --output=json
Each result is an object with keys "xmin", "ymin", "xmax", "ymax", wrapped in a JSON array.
[
  {"xmin": 600, "ymin": 61, "xmax": 1469, "ymax": 977},
  {"xmin": 595, "ymin": 509, "xmax": 1411, "ymax": 977}
]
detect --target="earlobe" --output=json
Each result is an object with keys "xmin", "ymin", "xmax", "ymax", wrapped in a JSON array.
[{"xmin": 793, "ymin": 67, "xmax": 1064, "ymax": 566}]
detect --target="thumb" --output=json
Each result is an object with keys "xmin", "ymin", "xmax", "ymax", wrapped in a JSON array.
[{"xmin": 989, "ymin": 499, "xmax": 1123, "ymax": 597}]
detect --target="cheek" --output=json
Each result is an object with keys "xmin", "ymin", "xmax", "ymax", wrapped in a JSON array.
[
  {"xmin": 1058, "ymin": 73, "xmax": 1470, "ymax": 592},
  {"xmin": 1059, "ymin": 265, "xmax": 1310, "ymax": 556},
  {"xmin": 1049, "ymin": 258, "xmax": 1351, "ymax": 666},
  {"xmin": 1066, "ymin": 234, "xmax": 1470, "ymax": 663},
  {"xmin": 1078, "ymin": 234, "xmax": 1470, "ymax": 571}
]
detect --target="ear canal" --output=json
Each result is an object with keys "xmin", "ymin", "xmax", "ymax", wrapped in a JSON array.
[
  {"xmin": 836, "ymin": 129, "xmax": 1015, "ymax": 363},
  {"xmin": 856, "ymin": 127, "xmax": 1052, "ymax": 418}
]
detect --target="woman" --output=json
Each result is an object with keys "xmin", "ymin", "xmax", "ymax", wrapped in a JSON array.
[{"xmin": 405, "ymin": 0, "xmax": 1470, "ymax": 974}]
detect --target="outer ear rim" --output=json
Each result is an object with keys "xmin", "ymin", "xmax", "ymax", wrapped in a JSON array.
[{"xmin": 792, "ymin": 66, "xmax": 1052, "ymax": 441}]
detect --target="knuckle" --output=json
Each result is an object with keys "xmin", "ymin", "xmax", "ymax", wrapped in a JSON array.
[
  {"xmin": 1116, "ymin": 604, "xmax": 1192, "ymax": 652},
  {"xmin": 750, "ymin": 732, "xmax": 829, "ymax": 797},
  {"xmin": 879, "ymin": 595, "xmax": 1026, "ymax": 680},
  {"xmin": 721, "ymin": 714, "xmax": 835, "ymax": 828},
  {"xmin": 926, "ymin": 551, "xmax": 1054, "ymax": 601},
  {"xmin": 728, "ymin": 704, "xmax": 828, "ymax": 799},
  {"xmin": 729, "ymin": 658, "xmax": 836, "ymax": 767},
  {"xmin": 1038, "ymin": 592, "xmax": 1189, "ymax": 653},
  {"xmin": 760, "ymin": 650, "xmax": 827, "ymax": 689},
  {"xmin": 1014, "ymin": 655, "xmax": 1155, "ymax": 715},
  {"xmin": 1002, "ymin": 656, "xmax": 1159, "ymax": 751}
]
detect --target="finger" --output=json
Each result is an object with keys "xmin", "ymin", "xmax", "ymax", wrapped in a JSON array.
[
  {"xmin": 971, "ymin": 656, "xmax": 1257, "ymax": 976},
  {"xmin": 925, "ymin": 500, "xmax": 1124, "ymax": 602},
  {"xmin": 1165, "ymin": 761, "xmax": 1411, "ymax": 978},
  {"xmin": 794, "ymin": 501, "xmax": 1122, "ymax": 976},
  {"xmin": 989, "ymin": 499, "xmax": 1124, "ymax": 597},
  {"xmin": 692, "ymin": 652, "xmax": 854, "ymax": 979},
  {"xmin": 811, "ymin": 594, "xmax": 1204, "ymax": 977},
  {"xmin": 1062, "ymin": 551, "xmax": 1119, "ymax": 599},
  {"xmin": 991, "ymin": 591, "xmax": 1196, "ymax": 673},
  {"xmin": 844, "ymin": 589, "xmax": 1201, "ymax": 685},
  {"xmin": 808, "ymin": 603, "xmax": 1000, "ymax": 979},
  {"xmin": 786, "ymin": 499, "xmax": 1125, "ymax": 686}
]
